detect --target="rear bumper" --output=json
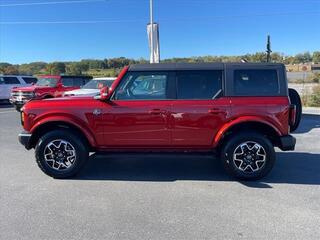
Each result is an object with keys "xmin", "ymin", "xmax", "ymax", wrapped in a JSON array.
[
  {"xmin": 18, "ymin": 131, "xmax": 32, "ymax": 150},
  {"xmin": 278, "ymin": 135, "xmax": 296, "ymax": 151}
]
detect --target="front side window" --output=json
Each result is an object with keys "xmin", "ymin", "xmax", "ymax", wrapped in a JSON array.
[
  {"xmin": 176, "ymin": 70, "xmax": 222, "ymax": 99},
  {"xmin": 234, "ymin": 69, "xmax": 279, "ymax": 96},
  {"xmin": 114, "ymin": 72, "xmax": 168, "ymax": 100},
  {"xmin": 36, "ymin": 78, "xmax": 58, "ymax": 87}
]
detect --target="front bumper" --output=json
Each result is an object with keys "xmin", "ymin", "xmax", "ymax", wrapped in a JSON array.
[
  {"xmin": 18, "ymin": 131, "xmax": 32, "ymax": 150},
  {"xmin": 278, "ymin": 135, "xmax": 296, "ymax": 151}
]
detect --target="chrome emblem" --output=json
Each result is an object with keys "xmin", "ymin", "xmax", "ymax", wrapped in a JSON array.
[{"xmin": 93, "ymin": 109, "xmax": 101, "ymax": 116}]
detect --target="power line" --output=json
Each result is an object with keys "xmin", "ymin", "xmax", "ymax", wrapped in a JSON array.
[
  {"xmin": 0, "ymin": 11, "xmax": 319, "ymax": 25},
  {"xmin": 0, "ymin": 0, "xmax": 106, "ymax": 7}
]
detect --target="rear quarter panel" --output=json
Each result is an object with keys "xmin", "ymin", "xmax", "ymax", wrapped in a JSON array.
[{"xmin": 229, "ymin": 96, "xmax": 290, "ymax": 135}]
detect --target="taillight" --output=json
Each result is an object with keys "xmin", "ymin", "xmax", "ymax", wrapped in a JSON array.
[{"xmin": 289, "ymin": 104, "xmax": 296, "ymax": 126}]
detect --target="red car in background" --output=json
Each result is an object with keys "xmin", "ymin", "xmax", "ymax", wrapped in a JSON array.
[{"xmin": 10, "ymin": 75, "xmax": 92, "ymax": 111}]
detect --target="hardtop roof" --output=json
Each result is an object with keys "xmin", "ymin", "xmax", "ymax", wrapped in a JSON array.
[{"xmin": 129, "ymin": 62, "xmax": 284, "ymax": 71}]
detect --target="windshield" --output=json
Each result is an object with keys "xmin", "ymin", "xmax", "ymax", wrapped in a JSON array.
[
  {"xmin": 36, "ymin": 78, "xmax": 58, "ymax": 87},
  {"xmin": 82, "ymin": 80, "xmax": 114, "ymax": 89}
]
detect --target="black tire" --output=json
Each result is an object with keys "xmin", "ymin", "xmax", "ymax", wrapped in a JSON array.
[
  {"xmin": 289, "ymin": 88, "xmax": 302, "ymax": 132},
  {"xmin": 14, "ymin": 105, "xmax": 22, "ymax": 112},
  {"xmin": 220, "ymin": 132, "xmax": 275, "ymax": 180},
  {"xmin": 35, "ymin": 130, "xmax": 88, "ymax": 178}
]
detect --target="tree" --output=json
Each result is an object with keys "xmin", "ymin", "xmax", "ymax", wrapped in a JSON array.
[
  {"xmin": 45, "ymin": 62, "xmax": 66, "ymax": 75},
  {"xmin": 66, "ymin": 63, "xmax": 82, "ymax": 75},
  {"xmin": 2, "ymin": 65, "xmax": 19, "ymax": 74},
  {"xmin": 18, "ymin": 62, "xmax": 47, "ymax": 75},
  {"xmin": 313, "ymin": 51, "xmax": 320, "ymax": 63},
  {"xmin": 294, "ymin": 52, "xmax": 312, "ymax": 63}
]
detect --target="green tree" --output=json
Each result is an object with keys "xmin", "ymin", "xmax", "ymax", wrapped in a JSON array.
[
  {"xmin": 45, "ymin": 62, "xmax": 66, "ymax": 75},
  {"xmin": 312, "ymin": 51, "xmax": 320, "ymax": 63},
  {"xmin": 294, "ymin": 52, "xmax": 312, "ymax": 63},
  {"xmin": 2, "ymin": 65, "xmax": 19, "ymax": 74},
  {"xmin": 66, "ymin": 63, "xmax": 82, "ymax": 75}
]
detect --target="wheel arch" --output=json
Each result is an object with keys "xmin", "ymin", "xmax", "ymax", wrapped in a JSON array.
[
  {"xmin": 29, "ymin": 120, "xmax": 96, "ymax": 150},
  {"xmin": 214, "ymin": 119, "xmax": 282, "ymax": 150}
]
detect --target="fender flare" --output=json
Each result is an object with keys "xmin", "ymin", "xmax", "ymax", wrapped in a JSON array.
[
  {"xmin": 30, "ymin": 115, "xmax": 97, "ymax": 147},
  {"xmin": 213, "ymin": 116, "xmax": 282, "ymax": 147}
]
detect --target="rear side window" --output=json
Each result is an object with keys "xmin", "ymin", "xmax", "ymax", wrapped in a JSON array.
[
  {"xmin": 62, "ymin": 77, "xmax": 88, "ymax": 87},
  {"xmin": 234, "ymin": 69, "xmax": 279, "ymax": 96},
  {"xmin": 176, "ymin": 70, "xmax": 222, "ymax": 99},
  {"xmin": 2, "ymin": 77, "xmax": 20, "ymax": 84},
  {"xmin": 72, "ymin": 78, "xmax": 84, "ymax": 87},
  {"xmin": 62, "ymin": 78, "xmax": 74, "ymax": 87},
  {"xmin": 22, "ymin": 77, "xmax": 37, "ymax": 84}
]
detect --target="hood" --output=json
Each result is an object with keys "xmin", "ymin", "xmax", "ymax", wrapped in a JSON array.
[
  {"xmin": 64, "ymin": 88, "xmax": 100, "ymax": 96},
  {"xmin": 23, "ymin": 96, "xmax": 100, "ymax": 111},
  {"xmin": 12, "ymin": 85, "xmax": 51, "ymax": 92}
]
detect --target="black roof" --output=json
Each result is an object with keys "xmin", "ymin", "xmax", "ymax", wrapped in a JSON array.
[{"xmin": 128, "ymin": 62, "xmax": 284, "ymax": 71}]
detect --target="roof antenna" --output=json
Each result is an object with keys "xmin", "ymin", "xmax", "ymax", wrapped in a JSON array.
[{"xmin": 266, "ymin": 35, "xmax": 272, "ymax": 62}]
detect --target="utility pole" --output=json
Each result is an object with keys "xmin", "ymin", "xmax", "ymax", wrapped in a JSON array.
[
  {"xmin": 266, "ymin": 35, "xmax": 272, "ymax": 62},
  {"xmin": 149, "ymin": 0, "xmax": 154, "ymax": 63}
]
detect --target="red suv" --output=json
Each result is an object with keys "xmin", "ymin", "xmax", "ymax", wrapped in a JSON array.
[
  {"xmin": 10, "ymin": 75, "xmax": 92, "ymax": 111},
  {"xmin": 18, "ymin": 63, "xmax": 300, "ymax": 180}
]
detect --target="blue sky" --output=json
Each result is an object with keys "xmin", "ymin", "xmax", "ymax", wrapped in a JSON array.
[{"xmin": 0, "ymin": 0, "xmax": 319, "ymax": 64}]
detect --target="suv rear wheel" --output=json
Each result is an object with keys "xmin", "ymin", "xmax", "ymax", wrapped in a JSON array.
[
  {"xmin": 35, "ymin": 130, "xmax": 88, "ymax": 178},
  {"xmin": 220, "ymin": 132, "xmax": 275, "ymax": 180}
]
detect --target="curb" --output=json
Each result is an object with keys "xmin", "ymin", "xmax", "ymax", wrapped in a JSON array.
[{"xmin": 302, "ymin": 107, "xmax": 320, "ymax": 116}]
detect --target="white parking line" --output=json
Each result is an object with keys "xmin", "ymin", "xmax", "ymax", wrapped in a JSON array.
[{"xmin": 0, "ymin": 110, "xmax": 16, "ymax": 114}]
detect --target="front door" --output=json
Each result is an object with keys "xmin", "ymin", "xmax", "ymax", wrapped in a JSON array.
[
  {"xmin": 171, "ymin": 70, "xmax": 230, "ymax": 147},
  {"xmin": 102, "ymin": 71, "xmax": 173, "ymax": 147}
]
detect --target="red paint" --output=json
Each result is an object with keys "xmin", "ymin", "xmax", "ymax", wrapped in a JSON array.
[
  {"xmin": 11, "ymin": 75, "xmax": 75, "ymax": 99},
  {"xmin": 22, "ymin": 67, "xmax": 292, "ymax": 151}
]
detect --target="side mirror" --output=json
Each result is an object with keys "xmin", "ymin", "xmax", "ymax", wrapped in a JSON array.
[
  {"xmin": 56, "ymin": 82, "xmax": 63, "ymax": 88},
  {"xmin": 95, "ymin": 86, "xmax": 111, "ymax": 101}
]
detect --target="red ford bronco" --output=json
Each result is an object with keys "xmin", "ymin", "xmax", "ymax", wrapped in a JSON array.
[
  {"xmin": 10, "ymin": 75, "xmax": 92, "ymax": 111},
  {"xmin": 18, "ymin": 63, "xmax": 301, "ymax": 180}
]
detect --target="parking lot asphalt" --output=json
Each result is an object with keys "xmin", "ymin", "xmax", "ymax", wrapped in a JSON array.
[{"xmin": 0, "ymin": 103, "xmax": 320, "ymax": 240}]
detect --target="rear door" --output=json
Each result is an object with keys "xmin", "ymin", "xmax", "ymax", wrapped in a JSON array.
[
  {"xmin": 171, "ymin": 70, "xmax": 230, "ymax": 147},
  {"xmin": 101, "ymin": 71, "xmax": 174, "ymax": 147}
]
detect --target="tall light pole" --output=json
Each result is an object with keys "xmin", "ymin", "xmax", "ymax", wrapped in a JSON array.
[{"xmin": 149, "ymin": 0, "xmax": 154, "ymax": 63}]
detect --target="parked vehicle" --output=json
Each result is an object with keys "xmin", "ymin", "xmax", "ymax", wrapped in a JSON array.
[
  {"xmin": 63, "ymin": 77, "xmax": 116, "ymax": 97},
  {"xmin": 0, "ymin": 75, "xmax": 37, "ymax": 103},
  {"xmin": 18, "ymin": 63, "xmax": 301, "ymax": 180},
  {"xmin": 10, "ymin": 75, "xmax": 92, "ymax": 111}
]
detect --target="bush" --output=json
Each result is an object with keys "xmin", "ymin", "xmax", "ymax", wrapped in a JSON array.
[{"xmin": 309, "ymin": 85, "xmax": 320, "ymax": 107}]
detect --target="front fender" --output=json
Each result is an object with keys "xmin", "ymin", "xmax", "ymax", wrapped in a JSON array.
[{"xmin": 30, "ymin": 113, "xmax": 97, "ymax": 147}]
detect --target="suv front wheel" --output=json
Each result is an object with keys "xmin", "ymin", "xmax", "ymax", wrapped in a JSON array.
[
  {"xmin": 35, "ymin": 130, "xmax": 88, "ymax": 178},
  {"xmin": 221, "ymin": 132, "xmax": 275, "ymax": 180}
]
